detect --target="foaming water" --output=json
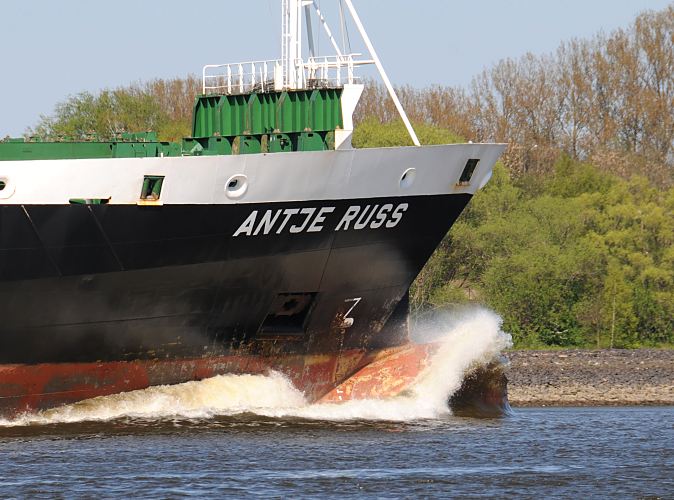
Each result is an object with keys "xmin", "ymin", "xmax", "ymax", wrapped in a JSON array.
[
  {"xmin": 1, "ymin": 372, "xmax": 307, "ymax": 427},
  {"xmin": 262, "ymin": 308, "xmax": 511, "ymax": 421},
  {"xmin": 1, "ymin": 308, "xmax": 511, "ymax": 427}
]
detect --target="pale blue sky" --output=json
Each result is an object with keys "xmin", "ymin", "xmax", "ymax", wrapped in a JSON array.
[{"xmin": 1, "ymin": 0, "xmax": 671, "ymax": 136}]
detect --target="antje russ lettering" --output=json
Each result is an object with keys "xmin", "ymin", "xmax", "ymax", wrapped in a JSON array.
[{"xmin": 233, "ymin": 203, "xmax": 409, "ymax": 237}]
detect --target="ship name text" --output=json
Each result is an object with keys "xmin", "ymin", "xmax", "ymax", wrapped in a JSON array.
[{"xmin": 233, "ymin": 203, "xmax": 408, "ymax": 237}]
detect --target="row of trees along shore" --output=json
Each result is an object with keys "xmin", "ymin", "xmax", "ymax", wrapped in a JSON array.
[{"xmin": 32, "ymin": 6, "xmax": 673, "ymax": 348}]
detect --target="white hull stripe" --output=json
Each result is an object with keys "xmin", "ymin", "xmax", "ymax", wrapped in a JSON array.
[{"xmin": 0, "ymin": 143, "xmax": 506, "ymax": 205}]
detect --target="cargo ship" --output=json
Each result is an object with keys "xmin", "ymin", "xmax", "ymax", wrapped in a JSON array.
[{"xmin": 0, "ymin": 0, "xmax": 507, "ymax": 417}]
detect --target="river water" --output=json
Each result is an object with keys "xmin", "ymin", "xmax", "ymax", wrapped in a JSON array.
[
  {"xmin": 0, "ymin": 407, "xmax": 672, "ymax": 498},
  {"xmin": 1, "ymin": 311, "xmax": 671, "ymax": 497}
]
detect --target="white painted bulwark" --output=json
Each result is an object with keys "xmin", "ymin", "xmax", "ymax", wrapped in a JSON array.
[
  {"xmin": 0, "ymin": 143, "xmax": 505, "ymax": 205},
  {"xmin": 335, "ymin": 83, "xmax": 364, "ymax": 150}
]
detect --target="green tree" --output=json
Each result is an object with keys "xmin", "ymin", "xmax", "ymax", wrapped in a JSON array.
[{"xmin": 352, "ymin": 117, "xmax": 463, "ymax": 148}]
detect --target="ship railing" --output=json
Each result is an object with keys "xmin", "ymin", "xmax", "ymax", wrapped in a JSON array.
[
  {"xmin": 202, "ymin": 59, "xmax": 280, "ymax": 95},
  {"xmin": 202, "ymin": 53, "xmax": 373, "ymax": 94},
  {"xmin": 301, "ymin": 54, "xmax": 369, "ymax": 89}
]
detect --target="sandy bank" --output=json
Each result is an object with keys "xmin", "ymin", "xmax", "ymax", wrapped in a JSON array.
[{"xmin": 505, "ymin": 349, "xmax": 674, "ymax": 406}]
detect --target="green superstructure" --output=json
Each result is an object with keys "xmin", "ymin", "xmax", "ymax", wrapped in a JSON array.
[
  {"xmin": 0, "ymin": 89, "xmax": 344, "ymax": 161},
  {"xmin": 0, "ymin": 133, "xmax": 181, "ymax": 161}
]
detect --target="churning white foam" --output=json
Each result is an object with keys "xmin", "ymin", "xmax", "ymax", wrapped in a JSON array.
[{"xmin": 0, "ymin": 308, "xmax": 511, "ymax": 427}]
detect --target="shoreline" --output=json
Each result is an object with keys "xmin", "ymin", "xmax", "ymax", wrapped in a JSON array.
[{"xmin": 504, "ymin": 349, "xmax": 674, "ymax": 407}]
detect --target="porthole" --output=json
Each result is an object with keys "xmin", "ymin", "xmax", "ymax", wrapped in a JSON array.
[
  {"xmin": 225, "ymin": 174, "xmax": 248, "ymax": 199},
  {"xmin": 400, "ymin": 168, "xmax": 416, "ymax": 189},
  {"xmin": 0, "ymin": 177, "xmax": 14, "ymax": 199}
]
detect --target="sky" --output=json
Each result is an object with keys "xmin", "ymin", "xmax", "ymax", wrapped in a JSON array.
[{"xmin": 1, "ymin": 0, "xmax": 671, "ymax": 136}]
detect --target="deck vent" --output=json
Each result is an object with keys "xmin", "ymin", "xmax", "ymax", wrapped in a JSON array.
[
  {"xmin": 458, "ymin": 159, "xmax": 480, "ymax": 185},
  {"xmin": 140, "ymin": 175, "xmax": 164, "ymax": 201},
  {"xmin": 259, "ymin": 292, "xmax": 317, "ymax": 335},
  {"xmin": 0, "ymin": 180, "xmax": 5, "ymax": 191}
]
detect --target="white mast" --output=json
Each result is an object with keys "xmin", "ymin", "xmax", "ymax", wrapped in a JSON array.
[
  {"xmin": 281, "ymin": 0, "xmax": 304, "ymax": 89},
  {"xmin": 304, "ymin": 2, "xmax": 316, "ymax": 58},
  {"xmin": 342, "ymin": 0, "xmax": 420, "ymax": 147},
  {"xmin": 310, "ymin": 0, "xmax": 344, "ymax": 57},
  {"xmin": 205, "ymin": 1, "xmax": 420, "ymax": 146}
]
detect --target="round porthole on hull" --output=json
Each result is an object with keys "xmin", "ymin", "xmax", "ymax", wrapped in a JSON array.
[
  {"xmin": 0, "ymin": 177, "xmax": 14, "ymax": 199},
  {"xmin": 400, "ymin": 168, "xmax": 416, "ymax": 189},
  {"xmin": 225, "ymin": 174, "xmax": 248, "ymax": 199}
]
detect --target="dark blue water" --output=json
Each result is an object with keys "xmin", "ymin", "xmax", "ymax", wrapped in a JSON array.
[{"xmin": 1, "ymin": 407, "xmax": 672, "ymax": 498}]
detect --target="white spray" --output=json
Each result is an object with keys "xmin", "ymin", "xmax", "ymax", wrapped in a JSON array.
[{"xmin": 0, "ymin": 308, "xmax": 511, "ymax": 427}]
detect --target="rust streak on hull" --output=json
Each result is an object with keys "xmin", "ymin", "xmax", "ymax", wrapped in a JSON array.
[
  {"xmin": 1, "ymin": 343, "xmax": 511, "ymax": 418},
  {"xmin": 0, "ymin": 349, "xmax": 378, "ymax": 417},
  {"xmin": 319, "ymin": 343, "xmax": 436, "ymax": 402}
]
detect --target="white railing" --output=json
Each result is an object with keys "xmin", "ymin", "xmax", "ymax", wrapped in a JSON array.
[
  {"xmin": 202, "ymin": 59, "xmax": 280, "ymax": 95},
  {"xmin": 202, "ymin": 53, "xmax": 372, "ymax": 94},
  {"xmin": 304, "ymin": 54, "xmax": 360, "ymax": 87}
]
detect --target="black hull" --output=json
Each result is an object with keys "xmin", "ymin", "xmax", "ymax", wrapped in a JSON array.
[{"xmin": 0, "ymin": 194, "xmax": 470, "ymax": 364}]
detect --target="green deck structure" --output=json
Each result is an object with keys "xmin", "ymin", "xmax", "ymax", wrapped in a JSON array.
[
  {"xmin": 0, "ymin": 133, "xmax": 182, "ymax": 161},
  {"xmin": 0, "ymin": 89, "xmax": 343, "ymax": 161}
]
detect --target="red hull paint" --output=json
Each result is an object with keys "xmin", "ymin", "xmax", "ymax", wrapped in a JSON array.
[
  {"xmin": 320, "ymin": 344, "xmax": 511, "ymax": 416},
  {"xmin": 319, "ymin": 343, "xmax": 437, "ymax": 402},
  {"xmin": 0, "ymin": 348, "xmax": 400, "ymax": 417},
  {"xmin": 1, "ymin": 343, "xmax": 510, "ymax": 418}
]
